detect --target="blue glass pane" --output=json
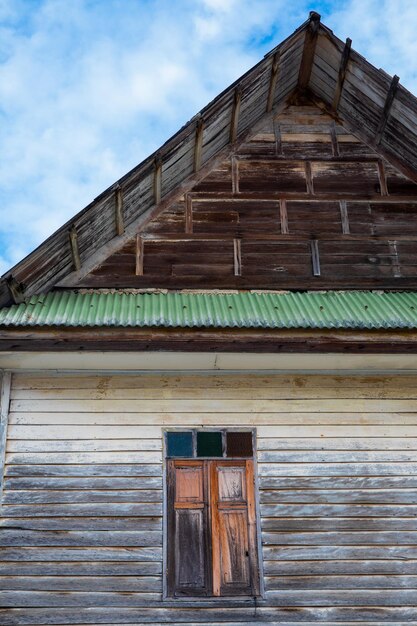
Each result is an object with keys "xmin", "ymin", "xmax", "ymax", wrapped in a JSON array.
[{"xmin": 166, "ymin": 431, "xmax": 193, "ymax": 457}]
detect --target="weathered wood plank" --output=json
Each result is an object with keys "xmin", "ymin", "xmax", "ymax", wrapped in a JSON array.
[
  {"xmin": 0, "ymin": 576, "xmax": 162, "ymax": 592},
  {"xmin": 5, "ymin": 463, "xmax": 162, "ymax": 477},
  {"xmin": 12, "ymin": 411, "xmax": 417, "ymax": 426},
  {"xmin": 7, "ymin": 438, "xmax": 162, "ymax": 452},
  {"xmin": 0, "ymin": 561, "xmax": 162, "ymax": 576},
  {"xmin": 262, "ymin": 530, "xmax": 417, "ymax": 544},
  {"xmin": 1, "ymin": 503, "xmax": 162, "ymax": 517},
  {"xmin": 12, "ymin": 397, "xmax": 417, "ymax": 413},
  {"xmin": 0, "ymin": 530, "xmax": 162, "ymax": 547},
  {"xmin": 2, "ymin": 489, "xmax": 162, "ymax": 504},
  {"xmin": 0, "ymin": 546, "xmax": 162, "ymax": 561},
  {"xmin": 5, "ymin": 451, "xmax": 162, "ymax": 464}
]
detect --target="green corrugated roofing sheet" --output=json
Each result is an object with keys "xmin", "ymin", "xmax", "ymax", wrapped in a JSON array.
[{"xmin": 1, "ymin": 291, "xmax": 417, "ymax": 330}]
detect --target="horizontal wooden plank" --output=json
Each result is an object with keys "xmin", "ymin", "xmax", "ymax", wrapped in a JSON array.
[
  {"xmin": 11, "ymin": 411, "xmax": 417, "ymax": 425},
  {"xmin": 14, "ymin": 386, "xmax": 417, "ymax": 399},
  {"xmin": 258, "ymin": 462, "xmax": 417, "ymax": 476},
  {"xmin": 11, "ymin": 398, "xmax": 417, "ymax": 413},
  {"xmin": 6, "ymin": 439, "xmax": 162, "ymax": 452},
  {"xmin": 1, "ymin": 503, "xmax": 162, "ymax": 517},
  {"xmin": 265, "ymin": 574, "xmax": 417, "ymax": 589},
  {"xmin": 1, "ymin": 606, "xmax": 416, "ymax": 625},
  {"xmin": 0, "ymin": 530, "xmax": 163, "ymax": 547},
  {"xmin": 0, "ymin": 517, "xmax": 162, "ymax": 531},
  {"xmin": 264, "ymin": 558, "xmax": 417, "ymax": 575},
  {"xmin": 261, "ymin": 502, "xmax": 417, "ymax": 517},
  {"xmin": 261, "ymin": 516, "xmax": 417, "ymax": 531},
  {"xmin": 5, "ymin": 464, "xmax": 162, "ymax": 477},
  {"xmin": 262, "ymin": 531, "xmax": 417, "ymax": 545},
  {"xmin": 4, "ymin": 476, "xmax": 163, "ymax": 490},
  {"xmin": 258, "ymin": 437, "xmax": 417, "ymax": 451},
  {"xmin": 12, "ymin": 373, "xmax": 417, "ymax": 390},
  {"xmin": 0, "ymin": 561, "xmax": 162, "ymax": 576},
  {"xmin": 259, "ymin": 475, "xmax": 417, "ymax": 490},
  {"xmin": 258, "ymin": 450, "xmax": 417, "ymax": 462},
  {"xmin": 260, "ymin": 488, "xmax": 417, "ymax": 504},
  {"xmin": 0, "ymin": 547, "xmax": 162, "ymax": 561},
  {"xmin": 263, "ymin": 544, "xmax": 417, "ymax": 560},
  {"xmin": 2, "ymin": 489, "xmax": 162, "ymax": 504},
  {"xmin": 1, "ymin": 589, "xmax": 416, "ymax": 607},
  {"xmin": 5, "ymin": 451, "xmax": 162, "ymax": 464},
  {"xmin": 9, "ymin": 424, "xmax": 417, "ymax": 440},
  {"xmin": 0, "ymin": 576, "xmax": 162, "ymax": 592}
]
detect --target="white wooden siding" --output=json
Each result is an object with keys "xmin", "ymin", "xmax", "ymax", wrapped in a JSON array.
[{"xmin": 1, "ymin": 372, "xmax": 417, "ymax": 625}]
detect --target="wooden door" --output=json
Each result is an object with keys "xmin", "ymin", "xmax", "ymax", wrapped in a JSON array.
[
  {"xmin": 167, "ymin": 460, "xmax": 211, "ymax": 596},
  {"xmin": 210, "ymin": 460, "xmax": 259, "ymax": 596}
]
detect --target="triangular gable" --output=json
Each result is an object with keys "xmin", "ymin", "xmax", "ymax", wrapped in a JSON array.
[
  {"xmin": 3, "ymin": 13, "xmax": 417, "ymax": 304},
  {"xmin": 61, "ymin": 103, "xmax": 417, "ymax": 291}
]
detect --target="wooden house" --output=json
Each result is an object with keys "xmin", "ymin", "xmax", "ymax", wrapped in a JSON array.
[{"xmin": 1, "ymin": 12, "xmax": 417, "ymax": 625}]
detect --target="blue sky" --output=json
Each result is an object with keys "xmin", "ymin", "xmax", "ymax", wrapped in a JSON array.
[{"xmin": 1, "ymin": 0, "xmax": 417, "ymax": 275}]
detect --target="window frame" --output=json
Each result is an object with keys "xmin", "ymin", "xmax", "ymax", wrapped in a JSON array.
[{"xmin": 162, "ymin": 427, "xmax": 264, "ymax": 601}]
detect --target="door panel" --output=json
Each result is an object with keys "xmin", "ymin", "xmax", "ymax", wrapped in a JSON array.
[
  {"xmin": 210, "ymin": 460, "xmax": 258, "ymax": 596},
  {"xmin": 218, "ymin": 509, "xmax": 250, "ymax": 587},
  {"xmin": 167, "ymin": 460, "xmax": 210, "ymax": 596}
]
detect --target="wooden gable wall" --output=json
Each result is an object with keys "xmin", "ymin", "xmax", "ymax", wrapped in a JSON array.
[{"xmin": 75, "ymin": 104, "xmax": 417, "ymax": 291}]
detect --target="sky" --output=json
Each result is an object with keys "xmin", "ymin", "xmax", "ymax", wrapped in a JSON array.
[{"xmin": 1, "ymin": 0, "xmax": 417, "ymax": 275}]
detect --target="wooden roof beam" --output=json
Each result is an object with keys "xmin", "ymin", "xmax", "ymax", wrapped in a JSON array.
[
  {"xmin": 114, "ymin": 186, "xmax": 125, "ymax": 236},
  {"xmin": 230, "ymin": 87, "xmax": 242, "ymax": 144},
  {"xmin": 194, "ymin": 116, "xmax": 204, "ymax": 172},
  {"xmin": 266, "ymin": 52, "xmax": 280, "ymax": 113},
  {"xmin": 68, "ymin": 226, "xmax": 81, "ymax": 272},
  {"xmin": 375, "ymin": 74, "xmax": 400, "ymax": 145},
  {"xmin": 298, "ymin": 11, "xmax": 321, "ymax": 91},
  {"xmin": 332, "ymin": 38, "xmax": 352, "ymax": 111}
]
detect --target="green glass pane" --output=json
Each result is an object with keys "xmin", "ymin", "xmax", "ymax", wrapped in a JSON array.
[
  {"xmin": 166, "ymin": 431, "xmax": 193, "ymax": 457},
  {"xmin": 197, "ymin": 431, "xmax": 222, "ymax": 457}
]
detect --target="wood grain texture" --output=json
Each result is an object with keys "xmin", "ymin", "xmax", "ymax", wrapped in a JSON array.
[{"xmin": 2, "ymin": 372, "xmax": 417, "ymax": 622}]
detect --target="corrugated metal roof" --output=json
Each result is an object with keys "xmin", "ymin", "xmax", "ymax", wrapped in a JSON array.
[{"xmin": 1, "ymin": 291, "xmax": 417, "ymax": 330}]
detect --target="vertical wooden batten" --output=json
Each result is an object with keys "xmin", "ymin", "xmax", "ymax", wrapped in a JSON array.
[
  {"xmin": 115, "ymin": 186, "xmax": 125, "ymax": 236},
  {"xmin": 305, "ymin": 161, "xmax": 314, "ymax": 195},
  {"xmin": 0, "ymin": 371, "xmax": 11, "ymax": 504},
  {"xmin": 230, "ymin": 87, "xmax": 242, "ymax": 144},
  {"xmin": 298, "ymin": 11, "xmax": 321, "ymax": 90},
  {"xmin": 68, "ymin": 226, "xmax": 81, "ymax": 271},
  {"xmin": 135, "ymin": 234, "xmax": 144, "ymax": 276},
  {"xmin": 266, "ymin": 52, "xmax": 280, "ymax": 113},
  {"xmin": 332, "ymin": 37, "xmax": 352, "ymax": 111},
  {"xmin": 339, "ymin": 200, "xmax": 350, "ymax": 235},
  {"xmin": 279, "ymin": 199, "xmax": 289, "ymax": 234},
  {"xmin": 185, "ymin": 194, "xmax": 193, "ymax": 234},
  {"xmin": 231, "ymin": 157, "xmax": 239, "ymax": 194},
  {"xmin": 378, "ymin": 161, "xmax": 389, "ymax": 196},
  {"xmin": 375, "ymin": 75, "xmax": 400, "ymax": 145},
  {"xmin": 389, "ymin": 240, "xmax": 402, "ymax": 278},
  {"xmin": 330, "ymin": 123, "xmax": 339, "ymax": 157},
  {"xmin": 233, "ymin": 238, "xmax": 242, "ymax": 277},
  {"xmin": 310, "ymin": 239, "xmax": 321, "ymax": 276},
  {"xmin": 194, "ymin": 117, "xmax": 204, "ymax": 172},
  {"xmin": 154, "ymin": 156, "xmax": 162, "ymax": 205}
]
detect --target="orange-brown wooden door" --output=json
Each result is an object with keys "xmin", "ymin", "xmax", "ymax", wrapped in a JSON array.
[{"xmin": 210, "ymin": 460, "xmax": 260, "ymax": 596}]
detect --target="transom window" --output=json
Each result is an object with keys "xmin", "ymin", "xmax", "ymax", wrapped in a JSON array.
[
  {"xmin": 166, "ymin": 429, "xmax": 254, "ymax": 459},
  {"xmin": 165, "ymin": 429, "xmax": 260, "ymax": 598}
]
